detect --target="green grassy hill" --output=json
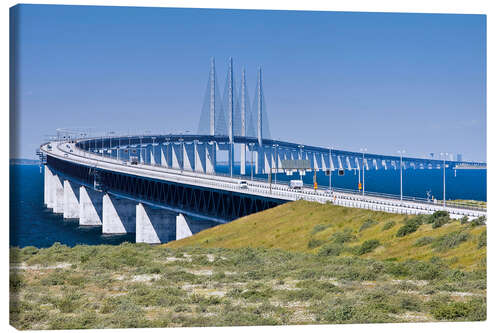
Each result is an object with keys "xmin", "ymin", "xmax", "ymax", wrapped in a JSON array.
[{"xmin": 167, "ymin": 200, "xmax": 486, "ymax": 271}]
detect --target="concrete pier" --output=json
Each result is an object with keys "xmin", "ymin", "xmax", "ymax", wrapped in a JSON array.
[
  {"xmin": 63, "ymin": 180, "xmax": 80, "ymax": 219},
  {"xmin": 102, "ymin": 193, "xmax": 136, "ymax": 234},
  {"xmin": 176, "ymin": 214, "xmax": 217, "ymax": 240},
  {"xmin": 44, "ymin": 165, "xmax": 54, "ymax": 207},
  {"xmin": 52, "ymin": 173, "xmax": 65, "ymax": 214},
  {"xmin": 79, "ymin": 186, "xmax": 103, "ymax": 226},
  {"xmin": 136, "ymin": 203, "xmax": 176, "ymax": 244}
]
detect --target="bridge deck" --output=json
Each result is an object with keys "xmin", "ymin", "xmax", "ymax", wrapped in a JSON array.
[{"xmin": 40, "ymin": 138, "xmax": 486, "ymax": 220}]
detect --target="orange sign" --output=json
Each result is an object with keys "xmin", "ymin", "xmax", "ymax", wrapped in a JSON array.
[
  {"xmin": 358, "ymin": 182, "xmax": 362, "ymax": 190},
  {"xmin": 314, "ymin": 182, "xmax": 318, "ymax": 190}
]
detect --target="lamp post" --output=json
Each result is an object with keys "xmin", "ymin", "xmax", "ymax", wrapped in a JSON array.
[
  {"xmin": 397, "ymin": 150, "xmax": 405, "ymax": 201},
  {"xmin": 440, "ymin": 152, "xmax": 448, "ymax": 207},
  {"xmin": 298, "ymin": 145, "xmax": 304, "ymax": 181},
  {"xmin": 360, "ymin": 148, "xmax": 367, "ymax": 196},
  {"xmin": 329, "ymin": 147, "xmax": 332, "ymax": 191},
  {"xmin": 152, "ymin": 136, "xmax": 156, "ymax": 165},
  {"xmin": 272, "ymin": 144, "xmax": 279, "ymax": 184},
  {"xmin": 249, "ymin": 142, "xmax": 255, "ymax": 181}
]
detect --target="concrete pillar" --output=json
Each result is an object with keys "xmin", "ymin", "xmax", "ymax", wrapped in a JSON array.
[
  {"xmin": 63, "ymin": 180, "xmax": 80, "ymax": 219},
  {"xmin": 206, "ymin": 142, "xmax": 216, "ymax": 174},
  {"xmin": 176, "ymin": 214, "xmax": 217, "ymax": 240},
  {"xmin": 136, "ymin": 203, "xmax": 176, "ymax": 244},
  {"xmin": 172, "ymin": 143, "xmax": 182, "ymax": 169},
  {"xmin": 264, "ymin": 147, "xmax": 272, "ymax": 174},
  {"xmin": 52, "ymin": 173, "xmax": 64, "ymax": 214},
  {"xmin": 44, "ymin": 165, "xmax": 54, "ymax": 208},
  {"xmin": 240, "ymin": 143, "xmax": 246, "ymax": 175},
  {"xmin": 102, "ymin": 193, "xmax": 136, "ymax": 234},
  {"xmin": 194, "ymin": 142, "xmax": 205, "ymax": 173},
  {"xmin": 79, "ymin": 186, "xmax": 102, "ymax": 226}
]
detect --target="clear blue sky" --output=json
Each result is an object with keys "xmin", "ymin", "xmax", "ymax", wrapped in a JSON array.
[{"xmin": 11, "ymin": 4, "xmax": 486, "ymax": 161}]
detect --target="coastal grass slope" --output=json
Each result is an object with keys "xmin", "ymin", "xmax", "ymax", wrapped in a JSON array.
[{"xmin": 167, "ymin": 200, "xmax": 486, "ymax": 271}]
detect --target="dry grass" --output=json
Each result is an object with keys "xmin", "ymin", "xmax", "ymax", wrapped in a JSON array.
[{"xmin": 167, "ymin": 201, "xmax": 486, "ymax": 271}]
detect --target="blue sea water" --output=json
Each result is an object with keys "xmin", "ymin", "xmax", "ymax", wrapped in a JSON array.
[{"xmin": 9, "ymin": 164, "xmax": 486, "ymax": 248}]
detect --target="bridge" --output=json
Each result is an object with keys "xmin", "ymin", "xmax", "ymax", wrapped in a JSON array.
[{"xmin": 39, "ymin": 58, "xmax": 486, "ymax": 244}]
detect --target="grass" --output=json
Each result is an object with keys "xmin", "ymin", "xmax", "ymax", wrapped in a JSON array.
[
  {"xmin": 167, "ymin": 201, "xmax": 486, "ymax": 271},
  {"xmin": 10, "ymin": 243, "xmax": 486, "ymax": 329},
  {"xmin": 10, "ymin": 200, "xmax": 486, "ymax": 329}
]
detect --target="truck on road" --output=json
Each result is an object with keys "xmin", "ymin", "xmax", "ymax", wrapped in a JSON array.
[{"xmin": 289, "ymin": 179, "xmax": 303, "ymax": 190}]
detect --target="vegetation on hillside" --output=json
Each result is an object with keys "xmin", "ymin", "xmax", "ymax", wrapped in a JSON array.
[
  {"xmin": 10, "ymin": 242, "xmax": 486, "ymax": 329},
  {"xmin": 10, "ymin": 200, "xmax": 487, "ymax": 328},
  {"xmin": 168, "ymin": 201, "xmax": 486, "ymax": 271}
]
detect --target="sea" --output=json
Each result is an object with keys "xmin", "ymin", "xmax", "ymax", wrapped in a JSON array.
[{"xmin": 10, "ymin": 164, "xmax": 486, "ymax": 249}]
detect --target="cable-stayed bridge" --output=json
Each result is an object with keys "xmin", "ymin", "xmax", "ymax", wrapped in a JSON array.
[{"xmin": 39, "ymin": 58, "xmax": 486, "ymax": 244}]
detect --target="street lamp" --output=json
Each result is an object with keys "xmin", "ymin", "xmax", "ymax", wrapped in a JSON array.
[
  {"xmin": 397, "ymin": 150, "xmax": 405, "ymax": 201},
  {"xmin": 248, "ymin": 142, "xmax": 255, "ymax": 181},
  {"xmin": 272, "ymin": 144, "xmax": 279, "ymax": 184},
  {"xmin": 360, "ymin": 148, "xmax": 367, "ymax": 196},
  {"xmin": 329, "ymin": 147, "xmax": 333, "ymax": 191},
  {"xmin": 298, "ymin": 145, "xmax": 304, "ymax": 181},
  {"xmin": 440, "ymin": 152, "xmax": 449, "ymax": 207}
]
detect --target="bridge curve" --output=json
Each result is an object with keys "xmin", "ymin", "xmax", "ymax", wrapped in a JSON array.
[{"xmin": 40, "ymin": 134, "xmax": 486, "ymax": 245}]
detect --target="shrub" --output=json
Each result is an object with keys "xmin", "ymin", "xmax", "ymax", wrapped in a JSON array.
[
  {"xmin": 396, "ymin": 219, "xmax": 420, "ymax": 237},
  {"xmin": 330, "ymin": 229, "xmax": 354, "ymax": 244},
  {"xmin": 381, "ymin": 221, "xmax": 395, "ymax": 231},
  {"xmin": 429, "ymin": 211, "xmax": 451, "ymax": 229},
  {"xmin": 471, "ymin": 216, "xmax": 486, "ymax": 227},
  {"xmin": 311, "ymin": 224, "xmax": 332, "ymax": 235},
  {"xmin": 308, "ymin": 238, "xmax": 324, "ymax": 249},
  {"xmin": 460, "ymin": 216, "xmax": 469, "ymax": 225},
  {"xmin": 317, "ymin": 243, "xmax": 343, "ymax": 257},
  {"xmin": 414, "ymin": 237, "xmax": 434, "ymax": 247},
  {"xmin": 477, "ymin": 230, "xmax": 486, "ymax": 249},
  {"xmin": 430, "ymin": 299, "xmax": 486, "ymax": 321},
  {"xmin": 359, "ymin": 219, "xmax": 377, "ymax": 232},
  {"xmin": 431, "ymin": 231, "xmax": 469, "ymax": 252},
  {"xmin": 355, "ymin": 239, "xmax": 380, "ymax": 255},
  {"xmin": 323, "ymin": 304, "xmax": 354, "ymax": 322}
]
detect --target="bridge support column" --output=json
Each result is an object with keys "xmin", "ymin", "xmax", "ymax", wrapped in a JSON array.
[
  {"xmin": 240, "ymin": 143, "xmax": 246, "ymax": 175},
  {"xmin": 52, "ymin": 173, "xmax": 64, "ymax": 214},
  {"xmin": 136, "ymin": 203, "xmax": 176, "ymax": 244},
  {"xmin": 44, "ymin": 165, "xmax": 54, "ymax": 208},
  {"xmin": 103, "ymin": 194, "xmax": 136, "ymax": 234},
  {"xmin": 183, "ymin": 143, "xmax": 195, "ymax": 171},
  {"xmin": 63, "ymin": 180, "xmax": 80, "ymax": 219},
  {"xmin": 206, "ymin": 142, "xmax": 216, "ymax": 174},
  {"xmin": 172, "ymin": 143, "xmax": 182, "ymax": 170},
  {"xmin": 176, "ymin": 214, "xmax": 218, "ymax": 240},
  {"xmin": 79, "ymin": 186, "xmax": 103, "ymax": 226},
  {"xmin": 194, "ymin": 142, "xmax": 206, "ymax": 173}
]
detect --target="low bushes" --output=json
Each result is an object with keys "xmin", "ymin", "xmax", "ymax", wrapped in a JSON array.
[
  {"xmin": 359, "ymin": 219, "xmax": 378, "ymax": 232},
  {"xmin": 381, "ymin": 221, "xmax": 395, "ymax": 231},
  {"xmin": 354, "ymin": 239, "xmax": 380, "ymax": 255},
  {"xmin": 414, "ymin": 237, "xmax": 434, "ymax": 247},
  {"xmin": 396, "ymin": 218, "xmax": 421, "ymax": 237},
  {"xmin": 431, "ymin": 231, "xmax": 469, "ymax": 253}
]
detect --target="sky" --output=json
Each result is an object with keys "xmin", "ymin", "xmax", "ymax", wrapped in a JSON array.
[{"xmin": 11, "ymin": 4, "xmax": 486, "ymax": 161}]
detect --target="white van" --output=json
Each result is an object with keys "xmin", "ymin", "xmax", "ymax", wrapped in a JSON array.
[
  {"xmin": 289, "ymin": 179, "xmax": 303, "ymax": 190},
  {"xmin": 239, "ymin": 180, "xmax": 248, "ymax": 189}
]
